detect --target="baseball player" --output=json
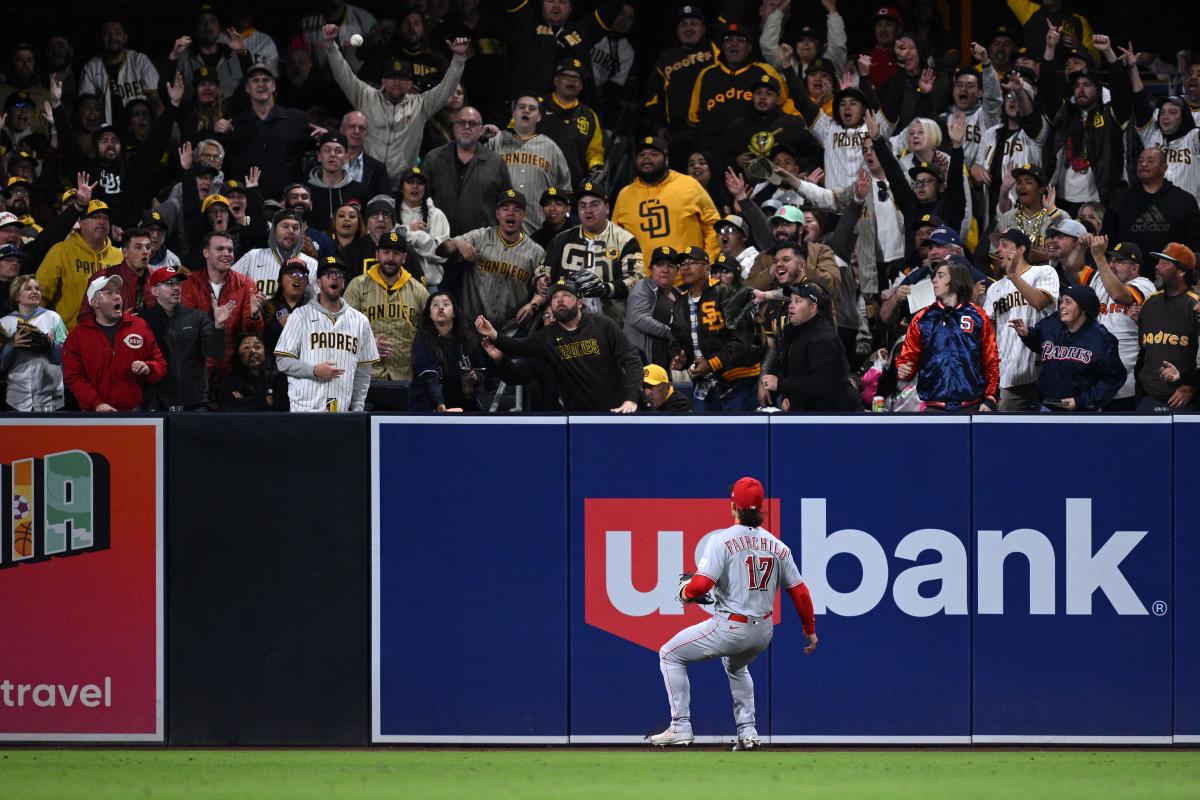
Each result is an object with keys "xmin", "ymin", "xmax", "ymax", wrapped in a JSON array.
[
  {"xmin": 233, "ymin": 209, "xmax": 317, "ymax": 296},
  {"xmin": 274, "ymin": 256, "xmax": 379, "ymax": 412},
  {"xmin": 438, "ymin": 189, "xmax": 544, "ymax": 330},
  {"xmin": 649, "ymin": 477, "xmax": 817, "ymax": 751},
  {"xmin": 983, "ymin": 227, "xmax": 1060, "ymax": 411},
  {"xmin": 485, "ymin": 94, "xmax": 572, "ymax": 235}
]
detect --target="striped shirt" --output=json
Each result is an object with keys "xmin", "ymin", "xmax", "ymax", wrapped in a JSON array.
[
  {"xmin": 984, "ymin": 264, "xmax": 1060, "ymax": 388},
  {"xmin": 459, "ymin": 227, "xmax": 544, "ymax": 328},
  {"xmin": 486, "ymin": 131, "xmax": 572, "ymax": 235}
]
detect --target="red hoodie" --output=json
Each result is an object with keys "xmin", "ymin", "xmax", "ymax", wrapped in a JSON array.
[
  {"xmin": 63, "ymin": 312, "xmax": 167, "ymax": 411},
  {"xmin": 180, "ymin": 268, "xmax": 264, "ymax": 376}
]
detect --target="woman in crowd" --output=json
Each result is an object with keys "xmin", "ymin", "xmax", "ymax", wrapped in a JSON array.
[
  {"xmin": 0, "ymin": 276, "xmax": 68, "ymax": 412},
  {"xmin": 330, "ymin": 200, "xmax": 367, "ymax": 257},
  {"xmin": 409, "ymin": 292, "xmax": 487, "ymax": 412},
  {"xmin": 262, "ymin": 258, "xmax": 315, "ymax": 411},
  {"xmin": 395, "ymin": 167, "xmax": 449, "ymax": 289},
  {"xmin": 685, "ymin": 149, "xmax": 731, "ymax": 215},
  {"xmin": 178, "ymin": 68, "xmax": 225, "ymax": 144},
  {"xmin": 217, "ymin": 332, "xmax": 275, "ymax": 411},
  {"xmin": 421, "ymin": 83, "xmax": 465, "ymax": 156},
  {"xmin": 1011, "ymin": 284, "xmax": 1126, "ymax": 412},
  {"xmin": 895, "ymin": 259, "xmax": 999, "ymax": 412}
]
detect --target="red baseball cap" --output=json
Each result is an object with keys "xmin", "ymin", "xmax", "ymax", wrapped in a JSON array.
[
  {"xmin": 731, "ymin": 477, "xmax": 765, "ymax": 510},
  {"xmin": 148, "ymin": 266, "xmax": 184, "ymax": 287},
  {"xmin": 876, "ymin": 6, "xmax": 903, "ymax": 24}
]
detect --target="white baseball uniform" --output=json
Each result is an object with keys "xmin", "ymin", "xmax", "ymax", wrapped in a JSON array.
[
  {"xmin": 273, "ymin": 298, "xmax": 379, "ymax": 412},
  {"xmin": 1137, "ymin": 124, "xmax": 1200, "ymax": 198},
  {"xmin": 1082, "ymin": 266, "xmax": 1156, "ymax": 400},
  {"xmin": 233, "ymin": 249, "xmax": 318, "ymax": 296},
  {"xmin": 984, "ymin": 263, "xmax": 1060, "ymax": 388},
  {"xmin": 657, "ymin": 522, "xmax": 804, "ymax": 742},
  {"xmin": 78, "ymin": 51, "xmax": 160, "ymax": 124},
  {"xmin": 811, "ymin": 114, "xmax": 894, "ymax": 193}
]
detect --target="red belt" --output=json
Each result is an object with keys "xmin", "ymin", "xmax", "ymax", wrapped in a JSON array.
[{"xmin": 727, "ymin": 613, "xmax": 752, "ymax": 623}]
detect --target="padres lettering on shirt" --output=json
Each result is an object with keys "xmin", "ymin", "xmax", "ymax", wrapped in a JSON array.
[{"xmin": 984, "ymin": 264, "xmax": 1060, "ymax": 388}]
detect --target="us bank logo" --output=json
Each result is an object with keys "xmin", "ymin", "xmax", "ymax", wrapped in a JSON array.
[
  {"xmin": 584, "ymin": 498, "xmax": 782, "ymax": 651},
  {"xmin": 2, "ymin": 450, "xmax": 111, "ymax": 569}
]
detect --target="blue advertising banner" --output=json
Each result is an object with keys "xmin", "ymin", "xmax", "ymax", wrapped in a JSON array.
[
  {"xmin": 372, "ymin": 418, "xmax": 569, "ymax": 743},
  {"xmin": 1174, "ymin": 417, "xmax": 1200, "ymax": 744},
  {"xmin": 769, "ymin": 417, "xmax": 972, "ymax": 743},
  {"xmin": 971, "ymin": 417, "xmax": 1173, "ymax": 743},
  {"xmin": 567, "ymin": 417, "xmax": 770, "ymax": 744}
]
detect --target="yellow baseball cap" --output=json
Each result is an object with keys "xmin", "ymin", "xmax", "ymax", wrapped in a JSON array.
[
  {"xmin": 201, "ymin": 194, "xmax": 231, "ymax": 214},
  {"xmin": 642, "ymin": 364, "xmax": 670, "ymax": 386}
]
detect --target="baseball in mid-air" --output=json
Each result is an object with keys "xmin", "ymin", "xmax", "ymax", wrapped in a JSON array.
[{"xmin": 349, "ymin": 33, "xmax": 364, "ymax": 47}]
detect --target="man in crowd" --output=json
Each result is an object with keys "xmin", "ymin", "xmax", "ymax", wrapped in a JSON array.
[
  {"xmin": 339, "ymin": 111, "xmax": 391, "ymax": 198},
  {"xmin": 162, "ymin": 9, "xmax": 247, "ymax": 100},
  {"xmin": 641, "ymin": 363, "xmax": 691, "ymax": 412},
  {"xmin": 613, "ymin": 136, "xmax": 719, "ymax": 266},
  {"xmin": 323, "ymin": 23, "xmax": 468, "ymax": 185},
  {"xmin": 233, "ymin": 209, "xmax": 317, "ymax": 296},
  {"xmin": 644, "ymin": 5, "xmax": 715, "ymax": 154},
  {"xmin": 1101, "ymin": 148, "xmax": 1200, "ymax": 276},
  {"xmin": 219, "ymin": 63, "xmax": 313, "ymax": 202},
  {"xmin": 181, "ymin": 231, "xmax": 264, "ymax": 378},
  {"xmin": 78, "ymin": 20, "xmax": 162, "ymax": 122},
  {"xmin": 485, "ymin": 93, "xmax": 572, "ymax": 235},
  {"xmin": 424, "ymin": 106, "xmax": 514, "ymax": 236},
  {"xmin": 344, "ymin": 230, "xmax": 429, "ymax": 391},
  {"xmin": 474, "ymin": 276, "xmax": 642, "ymax": 413},
  {"xmin": 1136, "ymin": 243, "xmax": 1200, "ymax": 412},
  {"xmin": 77, "ymin": 226, "xmax": 157, "ymax": 319},
  {"xmin": 35, "ymin": 200, "xmax": 124, "ymax": 330},
  {"xmin": 274, "ymin": 256, "xmax": 380, "ymax": 413},
  {"xmin": 538, "ymin": 57, "xmax": 606, "ymax": 186},
  {"xmin": 625, "ymin": 245, "xmax": 682, "ymax": 369},
  {"xmin": 669, "ymin": 246, "xmax": 761, "ymax": 412},
  {"xmin": 281, "ymin": 183, "xmax": 337, "ymax": 259},
  {"xmin": 304, "ymin": 131, "xmax": 366, "ymax": 232},
  {"xmin": 139, "ymin": 267, "xmax": 230, "ymax": 411},
  {"xmin": 533, "ymin": 186, "xmax": 574, "ymax": 249},
  {"xmin": 63, "ymin": 274, "xmax": 166, "ymax": 411}
]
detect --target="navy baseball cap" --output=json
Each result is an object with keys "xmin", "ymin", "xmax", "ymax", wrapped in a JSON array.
[
  {"xmin": 316, "ymin": 255, "xmax": 348, "ymax": 277},
  {"xmin": 998, "ymin": 227, "xmax": 1032, "ymax": 252},
  {"xmin": 928, "ymin": 226, "xmax": 962, "ymax": 247}
]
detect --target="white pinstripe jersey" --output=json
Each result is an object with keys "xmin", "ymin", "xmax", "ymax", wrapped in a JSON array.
[
  {"xmin": 696, "ymin": 524, "xmax": 803, "ymax": 619},
  {"xmin": 459, "ymin": 227, "xmax": 544, "ymax": 326},
  {"xmin": 273, "ymin": 299, "xmax": 379, "ymax": 413},
  {"xmin": 233, "ymin": 249, "xmax": 317, "ymax": 296},
  {"xmin": 79, "ymin": 51, "xmax": 160, "ymax": 123},
  {"xmin": 984, "ymin": 264, "xmax": 1060, "ymax": 388},
  {"xmin": 1084, "ymin": 268, "xmax": 1157, "ymax": 399},
  {"xmin": 811, "ymin": 113, "xmax": 894, "ymax": 192},
  {"xmin": 1137, "ymin": 124, "xmax": 1200, "ymax": 198},
  {"xmin": 486, "ymin": 131, "xmax": 572, "ymax": 234}
]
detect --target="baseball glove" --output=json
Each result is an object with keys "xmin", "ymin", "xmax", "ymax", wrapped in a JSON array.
[
  {"xmin": 571, "ymin": 269, "xmax": 608, "ymax": 298},
  {"xmin": 16, "ymin": 325, "xmax": 52, "ymax": 354},
  {"xmin": 677, "ymin": 572, "xmax": 714, "ymax": 605},
  {"xmin": 724, "ymin": 287, "xmax": 756, "ymax": 328}
]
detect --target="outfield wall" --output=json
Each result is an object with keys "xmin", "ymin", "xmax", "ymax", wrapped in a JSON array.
[{"xmin": 1, "ymin": 415, "xmax": 1196, "ymax": 745}]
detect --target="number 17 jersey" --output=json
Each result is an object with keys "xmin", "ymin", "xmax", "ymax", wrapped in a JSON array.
[{"xmin": 696, "ymin": 524, "xmax": 803, "ymax": 619}]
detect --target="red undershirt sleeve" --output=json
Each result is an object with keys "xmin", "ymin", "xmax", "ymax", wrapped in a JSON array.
[
  {"xmin": 685, "ymin": 574, "xmax": 716, "ymax": 600},
  {"xmin": 787, "ymin": 582, "xmax": 816, "ymax": 635}
]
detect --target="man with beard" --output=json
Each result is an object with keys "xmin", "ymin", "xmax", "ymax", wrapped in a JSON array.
[
  {"xmin": 35, "ymin": 200, "xmax": 125, "ymax": 331},
  {"xmin": 667, "ymin": 246, "xmax": 761, "ymax": 411},
  {"xmin": 537, "ymin": 181, "xmax": 641, "ymax": 326},
  {"xmin": 475, "ymin": 276, "xmax": 641, "ymax": 413},
  {"xmin": 1133, "ymin": 92, "xmax": 1200, "ymax": 199},
  {"xmin": 1136, "ymin": 243, "xmax": 1200, "ymax": 411},
  {"xmin": 78, "ymin": 20, "xmax": 162, "ymax": 122},
  {"xmin": 63, "ymin": 273, "xmax": 166, "ymax": 411},
  {"xmin": 688, "ymin": 23, "xmax": 794, "ymax": 154},
  {"xmin": 324, "ymin": 24, "xmax": 468, "ymax": 187},
  {"xmin": 724, "ymin": 73, "xmax": 822, "ymax": 176},
  {"xmin": 485, "ymin": 93, "xmax": 571, "ymax": 235},
  {"xmin": 1042, "ymin": 218, "xmax": 1089, "ymax": 286},
  {"xmin": 644, "ymin": 5, "xmax": 716, "ymax": 155},
  {"xmin": 742, "ymin": 205, "xmax": 840, "ymax": 305},
  {"xmin": 424, "ymin": 106, "xmax": 514, "ymax": 236},
  {"xmin": 52, "ymin": 72, "xmax": 184, "ymax": 229},
  {"xmin": 1101, "ymin": 148, "xmax": 1200, "ymax": 277},
  {"xmin": 233, "ymin": 209, "xmax": 318, "ymax": 297},
  {"xmin": 439, "ymin": 190, "xmax": 544, "ymax": 328},
  {"xmin": 612, "ymin": 136, "xmax": 719, "ymax": 266},
  {"xmin": 181, "ymin": 230, "xmax": 264, "ymax": 378},
  {"xmin": 538, "ymin": 57, "xmax": 606, "ymax": 187},
  {"xmin": 281, "ymin": 183, "xmax": 337, "ymax": 260},
  {"xmin": 140, "ymin": 267, "xmax": 230, "ymax": 411},
  {"xmin": 0, "ymin": 44, "xmax": 51, "ymax": 130},
  {"xmin": 345, "ymin": 230, "xmax": 429, "ymax": 390},
  {"xmin": 1046, "ymin": 35, "xmax": 1132, "ymax": 214},
  {"xmin": 161, "ymin": 8, "xmax": 248, "ymax": 101},
  {"xmin": 761, "ymin": 281, "xmax": 859, "ymax": 411},
  {"xmin": 357, "ymin": 7, "xmax": 450, "ymax": 88}
]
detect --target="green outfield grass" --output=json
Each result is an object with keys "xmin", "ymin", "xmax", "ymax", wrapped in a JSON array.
[{"xmin": 1, "ymin": 749, "xmax": 1197, "ymax": 799}]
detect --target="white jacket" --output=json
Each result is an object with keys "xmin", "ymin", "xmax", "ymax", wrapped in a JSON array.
[
  {"xmin": 0, "ymin": 308, "xmax": 68, "ymax": 411},
  {"xmin": 398, "ymin": 200, "xmax": 450, "ymax": 285}
]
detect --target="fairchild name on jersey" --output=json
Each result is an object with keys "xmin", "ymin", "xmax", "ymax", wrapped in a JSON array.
[
  {"xmin": 309, "ymin": 331, "xmax": 360, "ymax": 354},
  {"xmin": 478, "ymin": 259, "xmax": 530, "ymax": 282},
  {"xmin": 724, "ymin": 534, "xmax": 790, "ymax": 560}
]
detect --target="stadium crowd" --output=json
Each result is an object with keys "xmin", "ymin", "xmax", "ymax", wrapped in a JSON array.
[{"xmin": 1, "ymin": 0, "xmax": 1198, "ymax": 413}]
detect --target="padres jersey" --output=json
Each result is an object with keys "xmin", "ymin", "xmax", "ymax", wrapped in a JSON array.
[
  {"xmin": 943, "ymin": 70, "xmax": 1002, "ymax": 166},
  {"xmin": 811, "ymin": 114, "xmax": 894, "ymax": 193},
  {"xmin": 1080, "ymin": 265, "xmax": 1156, "ymax": 399},
  {"xmin": 984, "ymin": 264, "xmax": 1060, "ymax": 388},
  {"xmin": 79, "ymin": 51, "xmax": 160, "ymax": 124},
  {"xmin": 273, "ymin": 299, "xmax": 380, "ymax": 412},
  {"xmin": 233, "ymin": 248, "xmax": 318, "ymax": 296},
  {"xmin": 645, "ymin": 42, "xmax": 718, "ymax": 127},
  {"xmin": 486, "ymin": 131, "xmax": 572, "ymax": 235},
  {"xmin": 343, "ymin": 265, "xmax": 429, "ymax": 381},
  {"xmin": 540, "ymin": 221, "xmax": 643, "ymax": 324},
  {"xmin": 459, "ymin": 226, "xmax": 543, "ymax": 326},
  {"xmin": 1137, "ymin": 126, "xmax": 1200, "ymax": 198},
  {"xmin": 695, "ymin": 523, "xmax": 803, "ymax": 620},
  {"xmin": 975, "ymin": 120, "xmax": 1050, "ymax": 175}
]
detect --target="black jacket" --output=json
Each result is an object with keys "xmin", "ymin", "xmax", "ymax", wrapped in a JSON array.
[
  {"xmin": 139, "ymin": 304, "xmax": 226, "ymax": 408},
  {"xmin": 774, "ymin": 313, "xmax": 860, "ymax": 411},
  {"xmin": 669, "ymin": 280, "xmax": 763, "ymax": 384},
  {"xmin": 874, "ymin": 137, "xmax": 967, "ymax": 257},
  {"xmin": 725, "ymin": 108, "xmax": 823, "ymax": 173},
  {"xmin": 219, "ymin": 104, "xmax": 313, "ymax": 202},
  {"xmin": 1101, "ymin": 180, "xmax": 1200, "ymax": 266}
]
